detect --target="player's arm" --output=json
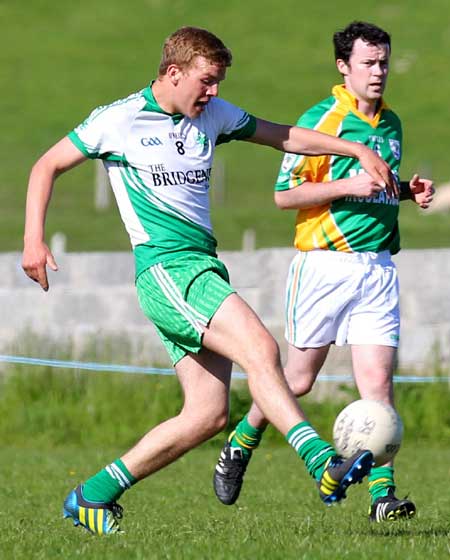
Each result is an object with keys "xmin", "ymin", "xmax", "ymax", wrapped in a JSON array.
[
  {"xmin": 23, "ymin": 137, "xmax": 88, "ymax": 291},
  {"xmin": 246, "ymin": 118, "xmax": 397, "ymax": 196},
  {"xmin": 275, "ymin": 174, "xmax": 387, "ymax": 210},
  {"xmin": 399, "ymin": 174, "xmax": 434, "ymax": 208}
]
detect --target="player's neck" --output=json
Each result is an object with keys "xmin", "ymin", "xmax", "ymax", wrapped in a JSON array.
[
  {"xmin": 355, "ymin": 98, "xmax": 380, "ymax": 119},
  {"xmin": 151, "ymin": 79, "xmax": 179, "ymax": 115}
]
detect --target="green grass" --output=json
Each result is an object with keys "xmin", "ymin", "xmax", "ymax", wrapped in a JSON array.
[
  {"xmin": 1, "ymin": 366, "xmax": 450, "ymax": 447},
  {"xmin": 1, "ymin": 444, "xmax": 449, "ymax": 559},
  {"xmin": 0, "ymin": 366, "xmax": 449, "ymax": 557},
  {"xmin": 1, "ymin": 0, "xmax": 450, "ymax": 252}
]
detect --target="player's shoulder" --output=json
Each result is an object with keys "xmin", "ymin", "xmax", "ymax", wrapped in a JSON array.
[
  {"xmin": 296, "ymin": 95, "xmax": 335, "ymax": 128},
  {"xmin": 204, "ymin": 96, "xmax": 243, "ymax": 117},
  {"xmin": 80, "ymin": 89, "xmax": 147, "ymax": 128},
  {"xmin": 199, "ymin": 97, "xmax": 250, "ymax": 130}
]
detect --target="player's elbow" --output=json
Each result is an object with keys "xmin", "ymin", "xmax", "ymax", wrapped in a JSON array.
[
  {"xmin": 30, "ymin": 153, "xmax": 59, "ymax": 182},
  {"xmin": 274, "ymin": 191, "xmax": 293, "ymax": 210}
]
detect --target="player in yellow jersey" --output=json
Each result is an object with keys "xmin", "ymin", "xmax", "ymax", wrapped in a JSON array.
[
  {"xmin": 22, "ymin": 26, "xmax": 393, "ymax": 534},
  {"xmin": 214, "ymin": 21, "xmax": 434, "ymax": 522}
]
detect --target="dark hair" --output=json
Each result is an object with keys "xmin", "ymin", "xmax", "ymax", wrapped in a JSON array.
[
  {"xmin": 333, "ymin": 21, "xmax": 391, "ymax": 62},
  {"xmin": 158, "ymin": 26, "xmax": 232, "ymax": 75}
]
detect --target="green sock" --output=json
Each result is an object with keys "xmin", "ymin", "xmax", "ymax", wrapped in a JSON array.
[
  {"xmin": 368, "ymin": 466, "xmax": 395, "ymax": 503},
  {"xmin": 82, "ymin": 458, "xmax": 137, "ymax": 503},
  {"xmin": 286, "ymin": 421, "xmax": 335, "ymax": 481},
  {"xmin": 230, "ymin": 414, "xmax": 266, "ymax": 459}
]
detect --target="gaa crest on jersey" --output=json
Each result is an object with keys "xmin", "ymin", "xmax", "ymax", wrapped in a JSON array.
[
  {"xmin": 196, "ymin": 131, "xmax": 209, "ymax": 146},
  {"xmin": 141, "ymin": 136, "xmax": 163, "ymax": 147},
  {"xmin": 281, "ymin": 153, "xmax": 298, "ymax": 173},
  {"xmin": 389, "ymin": 139, "xmax": 401, "ymax": 160}
]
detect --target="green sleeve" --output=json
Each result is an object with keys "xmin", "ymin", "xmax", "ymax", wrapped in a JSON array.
[{"xmin": 216, "ymin": 114, "xmax": 257, "ymax": 144}]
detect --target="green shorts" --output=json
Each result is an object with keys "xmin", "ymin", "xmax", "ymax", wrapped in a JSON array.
[{"xmin": 136, "ymin": 253, "xmax": 235, "ymax": 365}]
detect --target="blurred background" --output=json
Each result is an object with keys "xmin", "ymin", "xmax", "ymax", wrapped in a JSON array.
[{"xmin": 2, "ymin": 0, "xmax": 449, "ymax": 252}]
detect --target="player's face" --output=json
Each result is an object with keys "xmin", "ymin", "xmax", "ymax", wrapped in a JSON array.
[
  {"xmin": 337, "ymin": 38, "xmax": 390, "ymax": 111},
  {"xmin": 174, "ymin": 56, "xmax": 227, "ymax": 118}
]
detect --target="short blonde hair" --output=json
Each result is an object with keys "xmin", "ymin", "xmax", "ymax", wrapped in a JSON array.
[{"xmin": 158, "ymin": 26, "xmax": 232, "ymax": 75}]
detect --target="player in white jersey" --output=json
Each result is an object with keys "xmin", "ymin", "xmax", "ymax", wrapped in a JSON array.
[
  {"xmin": 22, "ymin": 26, "xmax": 394, "ymax": 534},
  {"xmin": 67, "ymin": 84, "xmax": 257, "ymax": 276}
]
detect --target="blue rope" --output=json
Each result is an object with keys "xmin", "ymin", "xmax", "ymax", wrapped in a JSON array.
[
  {"xmin": 0, "ymin": 354, "xmax": 246, "ymax": 379},
  {"xmin": 0, "ymin": 354, "xmax": 448, "ymax": 383}
]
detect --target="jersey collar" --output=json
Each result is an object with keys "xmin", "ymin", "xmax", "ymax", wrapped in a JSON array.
[
  {"xmin": 332, "ymin": 84, "xmax": 389, "ymax": 127},
  {"xmin": 143, "ymin": 81, "xmax": 184, "ymax": 124}
]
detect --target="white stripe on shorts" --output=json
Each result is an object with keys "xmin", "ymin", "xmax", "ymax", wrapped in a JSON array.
[
  {"xmin": 150, "ymin": 263, "xmax": 209, "ymax": 335},
  {"xmin": 152, "ymin": 263, "xmax": 209, "ymax": 324},
  {"xmin": 285, "ymin": 252, "xmax": 307, "ymax": 343}
]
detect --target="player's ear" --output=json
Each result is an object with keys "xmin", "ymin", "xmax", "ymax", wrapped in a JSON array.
[
  {"xmin": 336, "ymin": 58, "xmax": 349, "ymax": 76},
  {"xmin": 167, "ymin": 64, "xmax": 183, "ymax": 85}
]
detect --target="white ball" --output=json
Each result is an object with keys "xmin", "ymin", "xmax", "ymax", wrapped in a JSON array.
[{"xmin": 332, "ymin": 399, "xmax": 403, "ymax": 467}]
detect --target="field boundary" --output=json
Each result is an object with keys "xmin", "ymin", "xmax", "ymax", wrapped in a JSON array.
[{"xmin": 1, "ymin": 353, "xmax": 449, "ymax": 383}]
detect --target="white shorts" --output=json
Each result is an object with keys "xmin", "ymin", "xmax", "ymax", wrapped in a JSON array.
[{"xmin": 284, "ymin": 250, "xmax": 400, "ymax": 348}]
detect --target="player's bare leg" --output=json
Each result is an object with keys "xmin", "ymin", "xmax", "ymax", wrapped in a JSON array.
[
  {"xmin": 351, "ymin": 344, "xmax": 396, "ymax": 405},
  {"xmin": 202, "ymin": 294, "xmax": 306, "ymax": 434},
  {"xmin": 122, "ymin": 348, "xmax": 232, "ymax": 478},
  {"xmin": 209, "ymin": 295, "xmax": 372, "ymax": 505},
  {"xmin": 64, "ymin": 348, "xmax": 232, "ymax": 534},
  {"xmin": 351, "ymin": 344, "xmax": 416, "ymax": 521},
  {"xmin": 245, "ymin": 344, "xmax": 331, "ymax": 430}
]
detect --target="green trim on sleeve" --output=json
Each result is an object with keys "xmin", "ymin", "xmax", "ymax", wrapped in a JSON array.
[
  {"xmin": 99, "ymin": 152, "xmax": 124, "ymax": 162},
  {"xmin": 67, "ymin": 130, "xmax": 98, "ymax": 159},
  {"xmin": 68, "ymin": 131, "xmax": 123, "ymax": 161},
  {"xmin": 274, "ymin": 180, "xmax": 292, "ymax": 192},
  {"xmin": 216, "ymin": 114, "xmax": 257, "ymax": 145},
  {"xmin": 239, "ymin": 114, "xmax": 257, "ymax": 138},
  {"xmin": 274, "ymin": 152, "xmax": 307, "ymax": 192}
]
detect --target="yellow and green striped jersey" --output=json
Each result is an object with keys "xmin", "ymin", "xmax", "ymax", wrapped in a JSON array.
[{"xmin": 275, "ymin": 85, "xmax": 402, "ymax": 254}]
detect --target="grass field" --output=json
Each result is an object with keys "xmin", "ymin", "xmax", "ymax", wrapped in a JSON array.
[
  {"xmin": 1, "ymin": 444, "xmax": 449, "ymax": 559},
  {"xmin": 2, "ymin": 0, "xmax": 450, "ymax": 252},
  {"xmin": 1, "ymin": 367, "xmax": 449, "ymax": 558}
]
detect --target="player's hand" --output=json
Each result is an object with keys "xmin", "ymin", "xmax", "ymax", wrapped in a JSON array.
[
  {"xmin": 22, "ymin": 241, "xmax": 58, "ymax": 291},
  {"xmin": 357, "ymin": 145, "xmax": 398, "ymax": 197},
  {"xmin": 409, "ymin": 173, "xmax": 434, "ymax": 209},
  {"xmin": 345, "ymin": 173, "xmax": 387, "ymax": 198}
]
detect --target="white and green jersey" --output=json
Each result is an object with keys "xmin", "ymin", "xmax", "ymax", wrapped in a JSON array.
[{"xmin": 68, "ymin": 84, "xmax": 256, "ymax": 277}]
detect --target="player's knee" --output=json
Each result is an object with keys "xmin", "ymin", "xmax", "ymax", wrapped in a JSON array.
[
  {"xmin": 358, "ymin": 369, "xmax": 393, "ymax": 401},
  {"xmin": 250, "ymin": 334, "xmax": 281, "ymax": 371},
  {"xmin": 199, "ymin": 416, "xmax": 228, "ymax": 442},
  {"xmin": 208, "ymin": 407, "xmax": 229, "ymax": 435},
  {"xmin": 285, "ymin": 370, "xmax": 315, "ymax": 397},
  {"xmin": 189, "ymin": 404, "xmax": 229, "ymax": 439}
]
